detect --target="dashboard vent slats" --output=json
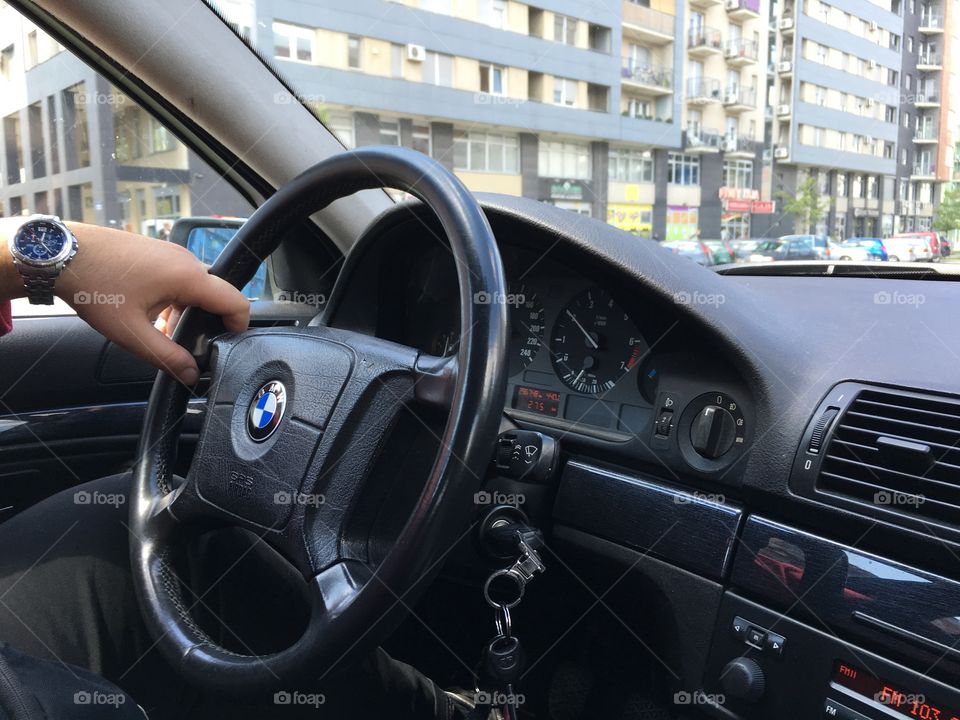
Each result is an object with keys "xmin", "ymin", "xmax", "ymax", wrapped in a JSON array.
[{"xmin": 817, "ymin": 388, "xmax": 960, "ymax": 526}]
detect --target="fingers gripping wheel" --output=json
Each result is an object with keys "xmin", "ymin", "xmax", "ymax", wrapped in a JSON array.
[{"xmin": 129, "ymin": 147, "xmax": 509, "ymax": 695}]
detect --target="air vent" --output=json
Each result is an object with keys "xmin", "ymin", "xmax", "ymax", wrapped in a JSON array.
[{"xmin": 816, "ymin": 387, "xmax": 960, "ymax": 526}]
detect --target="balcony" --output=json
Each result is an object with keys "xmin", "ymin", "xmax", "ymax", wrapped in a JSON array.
[
  {"xmin": 911, "ymin": 163, "xmax": 936, "ymax": 179},
  {"xmin": 685, "ymin": 127, "xmax": 723, "ymax": 153},
  {"xmin": 919, "ymin": 11, "xmax": 944, "ymax": 32},
  {"xmin": 914, "ymin": 91, "xmax": 940, "ymax": 107},
  {"xmin": 622, "ymin": 2, "xmax": 675, "ymax": 44},
  {"xmin": 689, "ymin": 0, "xmax": 723, "ymax": 9},
  {"xmin": 688, "ymin": 27, "xmax": 723, "ymax": 56},
  {"xmin": 621, "ymin": 63, "xmax": 674, "ymax": 96},
  {"xmin": 725, "ymin": 0, "xmax": 761, "ymax": 18},
  {"xmin": 723, "ymin": 85, "xmax": 757, "ymax": 111},
  {"xmin": 914, "ymin": 128, "xmax": 939, "ymax": 143},
  {"xmin": 916, "ymin": 52, "xmax": 942, "ymax": 70},
  {"xmin": 724, "ymin": 38, "xmax": 759, "ymax": 66},
  {"xmin": 686, "ymin": 77, "xmax": 723, "ymax": 104},
  {"xmin": 723, "ymin": 135, "xmax": 757, "ymax": 157}
]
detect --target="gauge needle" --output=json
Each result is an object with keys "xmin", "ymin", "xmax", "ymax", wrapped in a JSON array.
[{"xmin": 566, "ymin": 310, "xmax": 599, "ymax": 350}]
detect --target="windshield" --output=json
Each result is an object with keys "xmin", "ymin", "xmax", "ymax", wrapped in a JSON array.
[{"xmin": 203, "ymin": 0, "xmax": 956, "ymax": 269}]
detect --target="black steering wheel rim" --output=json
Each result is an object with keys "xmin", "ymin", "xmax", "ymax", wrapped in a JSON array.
[{"xmin": 130, "ymin": 146, "xmax": 508, "ymax": 694}]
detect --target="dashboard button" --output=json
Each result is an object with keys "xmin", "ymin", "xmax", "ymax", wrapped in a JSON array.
[
  {"xmin": 765, "ymin": 632, "xmax": 786, "ymax": 658},
  {"xmin": 824, "ymin": 698, "xmax": 870, "ymax": 719},
  {"xmin": 745, "ymin": 627, "xmax": 766, "ymax": 649},
  {"xmin": 655, "ymin": 410, "xmax": 674, "ymax": 437},
  {"xmin": 732, "ymin": 616, "xmax": 749, "ymax": 638}
]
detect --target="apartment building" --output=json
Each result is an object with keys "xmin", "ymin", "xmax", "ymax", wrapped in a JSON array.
[
  {"xmin": 220, "ymin": 0, "xmax": 774, "ymax": 241},
  {"xmin": 771, "ymin": 0, "xmax": 955, "ymax": 236},
  {"xmin": 0, "ymin": 10, "xmax": 248, "ymax": 234}
]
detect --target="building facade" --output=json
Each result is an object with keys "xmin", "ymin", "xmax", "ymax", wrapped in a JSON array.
[{"xmin": 0, "ymin": 0, "xmax": 954, "ymax": 242}]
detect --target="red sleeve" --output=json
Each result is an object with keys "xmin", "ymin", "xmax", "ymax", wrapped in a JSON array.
[{"xmin": 0, "ymin": 301, "xmax": 11, "ymax": 337}]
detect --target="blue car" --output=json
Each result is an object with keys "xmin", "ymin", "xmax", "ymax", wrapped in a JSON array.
[{"xmin": 837, "ymin": 237, "xmax": 888, "ymax": 262}]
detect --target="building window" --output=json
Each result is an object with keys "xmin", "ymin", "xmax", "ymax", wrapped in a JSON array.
[
  {"xmin": 454, "ymin": 130, "xmax": 519, "ymax": 173},
  {"xmin": 26, "ymin": 30, "xmax": 38, "ymax": 69},
  {"xmin": 326, "ymin": 113, "xmax": 355, "ymax": 148},
  {"xmin": 348, "ymin": 36, "xmax": 362, "ymax": 69},
  {"xmin": 907, "ymin": 36, "xmax": 914, "ymax": 52},
  {"xmin": 273, "ymin": 22, "xmax": 314, "ymax": 62},
  {"xmin": 609, "ymin": 148, "xmax": 653, "ymax": 183},
  {"xmin": 479, "ymin": 63, "xmax": 505, "ymax": 94},
  {"xmin": 538, "ymin": 140, "xmax": 591, "ymax": 179},
  {"xmin": 480, "ymin": 0, "xmax": 508, "ymax": 28},
  {"xmin": 902, "ymin": 111, "xmax": 910, "ymax": 128},
  {"xmin": 553, "ymin": 77, "xmax": 577, "ymax": 106},
  {"xmin": 883, "ymin": 141, "xmax": 894, "ymax": 159},
  {"xmin": 554, "ymin": 14, "xmax": 578, "ymax": 45},
  {"xmin": 150, "ymin": 118, "xmax": 177, "ymax": 153},
  {"xmin": 668, "ymin": 153, "xmax": 700, "ymax": 185},
  {"xmin": 378, "ymin": 119, "xmax": 400, "ymax": 146},
  {"xmin": 425, "ymin": 52, "xmax": 453, "ymax": 86},
  {"xmin": 867, "ymin": 176, "xmax": 878, "ymax": 199},
  {"xmin": 885, "ymin": 105, "xmax": 896, "ymax": 123},
  {"xmin": 900, "ymin": 147, "xmax": 908, "ymax": 164},
  {"xmin": 904, "ymin": 73, "xmax": 912, "ymax": 90},
  {"xmin": 410, "ymin": 124, "xmax": 431, "ymax": 155},
  {"xmin": 837, "ymin": 173, "xmax": 847, "ymax": 196},
  {"xmin": 887, "ymin": 69, "xmax": 898, "ymax": 86},
  {"xmin": 723, "ymin": 159, "xmax": 753, "ymax": 189}
]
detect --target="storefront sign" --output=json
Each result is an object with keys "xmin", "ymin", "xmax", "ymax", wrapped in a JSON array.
[
  {"xmin": 666, "ymin": 205, "xmax": 698, "ymax": 241},
  {"xmin": 726, "ymin": 199, "xmax": 753, "ymax": 212},
  {"xmin": 718, "ymin": 186, "xmax": 760, "ymax": 201},
  {"xmin": 549, "ymin": 180, "xmax": 584, "ymax": 200},
  {"xmin": 751, "ymin": 200, "xmax": 775, "ymax": 214},
  {"xmin": 607, "ymin": 203, "xmax": 653, "ymax": 235},
  {"xmin": 722, "ymin": 199, "xmax": 775, "ymax": 213}
]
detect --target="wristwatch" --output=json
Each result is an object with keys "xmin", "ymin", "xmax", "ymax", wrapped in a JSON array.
[{"xmin": 7, "ymin": 215, "xmax": 79, "ymax": 305}]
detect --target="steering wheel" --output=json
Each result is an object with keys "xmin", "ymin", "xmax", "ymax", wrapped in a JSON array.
[{"xmin": 129, "ymin": 147, "xmax": 508, "ymax": 694}]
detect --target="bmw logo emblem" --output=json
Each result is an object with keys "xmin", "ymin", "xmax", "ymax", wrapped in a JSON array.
[{"xmin": 247, "ymin": 381, "xmax": 287, "ymax": 442}]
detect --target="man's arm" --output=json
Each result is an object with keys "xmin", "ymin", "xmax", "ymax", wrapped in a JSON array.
[{"xmin": 1, "ymin": 219, "xmax": 250, "ymax": 385}]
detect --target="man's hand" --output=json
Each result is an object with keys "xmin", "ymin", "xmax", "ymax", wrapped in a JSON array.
[{"xmin": 40, "ymin": 224, "xmax": 249, "ymax": 385}]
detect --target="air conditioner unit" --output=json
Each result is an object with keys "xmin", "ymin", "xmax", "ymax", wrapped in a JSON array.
[
  {"xmin": 779, "ymin": 17, "xmax": 795, "ymax": 29},
  {"xmin": 777, "ymin": 103, "xmax": 791, "ymax": 115},
  {"xmin": 406, "ymin": 44, "xmax": 425, "ymax": 62},
  {"xmin": 869, "ymin": 20, "xmax": 879, "ymax": 31},
  {"xmin": 774, "ymin": 146, "xmax": 789, "ymax": 158},
  {"xmin": 725, "ymin": 0, "xmax": 740, "ymax": 9}
]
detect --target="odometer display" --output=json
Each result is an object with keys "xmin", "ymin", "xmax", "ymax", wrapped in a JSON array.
[
  {"xmin": 513, "ymin": 386, "xmax": 561, "ymax": 416},
  {"xmin": 549, "ymin": 287, "xmax": 646, "ymax": 395}
]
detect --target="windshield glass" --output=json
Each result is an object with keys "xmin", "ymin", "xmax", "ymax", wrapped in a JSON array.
[{"xmin": 204, "ymin": 0, "xmax": 957, "ymax": 269}]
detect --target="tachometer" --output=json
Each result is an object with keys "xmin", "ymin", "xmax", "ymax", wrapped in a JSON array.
[
  {"xmin": 550, "ymin": 288, "xmax": 645, "ymax": 394},
  {"xmin": 508, "ymin": 287, "xmax": 545, "ymax": 375}
]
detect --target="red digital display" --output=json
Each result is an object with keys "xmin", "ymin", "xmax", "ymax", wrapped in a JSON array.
[
  {"xmin": 513, "ymin": 386, "xmax": 562, "ymax": 417},
  {"xmin": 832, "ymin": 661, "xmax": 960, "ymax": 720}
]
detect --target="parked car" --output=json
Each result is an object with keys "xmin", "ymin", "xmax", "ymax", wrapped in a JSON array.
[
  {"xmin": 835, "ymin": 238, "xmax": 887, "ymax": 262},
  {"xmin": 702, "ymin": 238, "xmax": 737, "ymax": 264},
  {"xmin": 747, "ymin": 237, "xmax": 819, "ymax": 262},
  {"xmin": 892, "ymin": 232, "xmax": 940, "ymax": 261},
  {"xmin": 777, "ymin": 234, "xmax": 832, "ymax": 260},
  {"xmin": 731, "ymin": 238, "xmax": 761, "ymax": 259},
  {"xmin": 662, "ymin": 238, "xmax": 715, "ymax": 265},
  {"xmin": 885, "ymin": 235, "xmax": 933, "ymax": 262}
]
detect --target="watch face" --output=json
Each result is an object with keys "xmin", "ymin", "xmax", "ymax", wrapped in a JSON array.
[{"xmin": 13, "ymin": 220, "xmax": 68, "ymax": 263}]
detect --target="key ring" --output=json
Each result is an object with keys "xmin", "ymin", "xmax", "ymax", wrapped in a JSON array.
[
  {"xmin": 493, "ymin": 604, "xmax": 512, "ymax": 638},
  {"xmin": 483, "ymin": 568, "xmax": 525, "ymax": 610}
]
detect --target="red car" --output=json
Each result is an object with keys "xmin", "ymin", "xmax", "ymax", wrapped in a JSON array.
[{"xmin": 892, "ymin": 231, "xmax": 941, "ymax": 261}]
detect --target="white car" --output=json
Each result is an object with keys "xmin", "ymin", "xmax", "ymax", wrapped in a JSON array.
[{"xmin": 884, "ymin": 236, "xmax": 932, "ymax": 262}]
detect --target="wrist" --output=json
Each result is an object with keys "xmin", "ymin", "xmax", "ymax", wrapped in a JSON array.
[{"xmin": 0, "ymin": 219, "xmax": 26, "ymax": 301}]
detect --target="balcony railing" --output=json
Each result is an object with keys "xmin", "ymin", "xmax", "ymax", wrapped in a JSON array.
[
  {"xmin": 917, "ymin": 52, "xmax": 943, "ymax": 65},
  {"xmin": 686, "ymin": 127, "xmax": 724, "ymax": 147},
  {"xmin": 724, "ymin": 135, "xmax": 756, "ymax": 153},
  {"xmin": 913, "ymin": 163, "xmax": 936, "ymax": 176},
  {"xmin": 724, "ymin": 38, "xmax": 759, "ymax": 61},
  {"xmin": 622, "ymin": 3, "xmax": 675, "ymax": 36},
  {"xmin": 915, "ymin": 128, "xmax": 938, "ymax": 141},
  {"xmin": 686, "ymin": 77, "xmax": 723, "ymax": 100},
  {"xmin": 919, "ymin": 11, "xmax": 944, "ymax": 28},
  {"xmin": 621, "ymin": 63, "xmax": 673, "ymax": 89},
  {"xmin": 724, "ymin": 85, "xmax": 757, "ymax": 106},
  {"xmin": 914, "ymin": 91, "xmax": 940, "ymax": 103},
  {"xmin": 688, "ymin": 27, "xmax": 723, "ymax": 50}
]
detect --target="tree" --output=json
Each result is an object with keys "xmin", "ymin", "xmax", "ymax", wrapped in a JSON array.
[
  {"xmin": 776, "ymin": 176, "xmax": 829, "ymax": 234},
  {"xmin": 933, "ymin": 185, "xmax": 960, "ymax": 233}
]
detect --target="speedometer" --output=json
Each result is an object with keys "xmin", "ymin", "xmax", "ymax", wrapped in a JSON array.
[
  {"xmin": 550, "ymin": 288, "xmax": 646, "ymax": 394},
  {"xmin": 508, "ymin": 287, "xmax": 545, "ymax": 375}
]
